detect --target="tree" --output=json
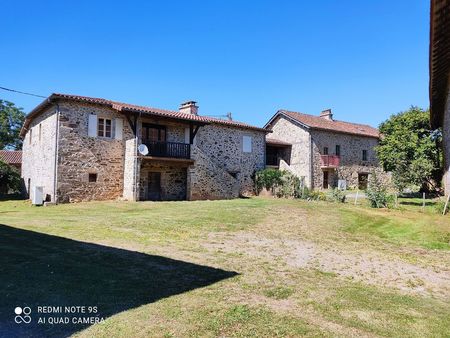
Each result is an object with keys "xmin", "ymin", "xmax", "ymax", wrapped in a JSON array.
[
  {"xmin": 376, "ymin": 106, "xmax": 442, "ymax": 192},
  {"xmin": 0, "ymin": 100, "xmax": 26, "ymax": 150},
  {"xmin": 0, "ymin": 159, "xmax": 21, "ymax": 194}
]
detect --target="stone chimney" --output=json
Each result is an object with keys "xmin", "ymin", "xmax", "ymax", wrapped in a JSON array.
[
  {"xmin": 320, "ymin": 109, "xmax": 333, "ymax": 120},
  {"xmin": 179, "ymin": 101, "xmax": 198, "ymax": 115}
]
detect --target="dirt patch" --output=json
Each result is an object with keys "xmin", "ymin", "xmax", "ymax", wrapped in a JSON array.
[{"xmin": 204, "ymin": 231, "xmax": 450, "ymax": 300}]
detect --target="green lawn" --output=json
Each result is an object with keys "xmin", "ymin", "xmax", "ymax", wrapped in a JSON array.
[{"xmin": 0, "ymin": 198, "xmax": 449, "ymax": 337}]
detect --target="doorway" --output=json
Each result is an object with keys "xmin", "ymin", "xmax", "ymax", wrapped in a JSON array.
[
  {"xmin": 323, "ymin": 171, "xmax": 329, "ymax": 189},
  {"xmin": 147, "ymin": 172, "xmax": 161, "ymax": 200},
  {"xmin": 358, "ymin": 173, "xmax": 368, "ymax": 190}
]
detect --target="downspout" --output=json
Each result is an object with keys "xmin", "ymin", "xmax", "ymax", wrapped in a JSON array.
[
  {"xmin": 53, "ymin": 102, "xmax": 60, "ymax": 203},
  {"xmin": 133, "ymin": 112, "xmax": 141, "ymax": 201}
]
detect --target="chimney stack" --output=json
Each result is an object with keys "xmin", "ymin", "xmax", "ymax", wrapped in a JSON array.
[
  {"xmin": 320, "ymin": 109, "xmax": 333, "ymax": 120},
  {"xmin": 179, "ymin": 101, "xmax": 198, "ymax": 115}
]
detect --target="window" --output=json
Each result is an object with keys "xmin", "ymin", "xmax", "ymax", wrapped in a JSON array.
[
  {"xmin": 98, "ymin": 118, "xmax": 112, "ymax": 138},
  {"xmin": 88, "ymin": 173, "xmax": 98, "ymax": 182},
  {"xmin": 323, "ymin": 147, "xmax": 328, "ymax": 155},
  {"xmin": 335, "ymin": 145, "xmax": 340, "ymax": 156},
  {"xmin": 362, "ymin": 150, "xmax": 368, "ymax": 161},
  {"xmin": 29, "ymin": 128, "xmax": 32, "ymax": 144},
  {"xmin": 243, "ymin": 136, "xmax": 252, "ymax": 153},
  {"xmin": 142, "ymin": 123, "xmax": 166, "ymax": 143},
  {"xmin": 39, "ymin": 124, "xmax": 42, "ymax": 142}
]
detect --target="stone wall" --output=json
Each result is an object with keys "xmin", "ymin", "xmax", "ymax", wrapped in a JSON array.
[
  {"xmin": 56, "ymin": 102, "xmax": 134, "ymax": 202},
  {"xmin": 443, "ymin": 88, "xmax": 450, "ymax": 194},
  {"xmin": 22, "ymin": 100, "xmax": 267, "ymax": 203},
  {"xmin": 21, "ymin": 106, "xmax": 58, "ymax": 201},
  {"xmin": 189, "ymin": 124, "xmax": 266, "ymax": 199},
  {"xmin": 267, "ymin": 115, "xmax": 312, "ymax": 186},
  {"xmin": 139, "ymin": 161, "xmax": 187, "ymax": 200},
  {"xmin": 310, "ymin": 130, "xmax": 387, "ymax": 189}
]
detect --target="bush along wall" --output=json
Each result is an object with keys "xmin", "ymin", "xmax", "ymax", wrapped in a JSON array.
[{"xmin": 255, "ymin": 169, "xmax": 345, "ymax": 202}]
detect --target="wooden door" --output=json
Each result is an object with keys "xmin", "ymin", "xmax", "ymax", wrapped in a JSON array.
[
  {"xmin": 323, "ymin": 171, "xmax": 329, "ymax": 189},
  {"xmin": 147, "ymin": 172, "xmax": 161, "ymax": 200}
]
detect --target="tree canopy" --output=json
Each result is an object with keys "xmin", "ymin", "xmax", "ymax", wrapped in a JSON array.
[
  {"xmin": 376, "ymin": 106, "xmax": 442, "ymax": 192},
  {"xmin": 0, "ymin": 100, "xmax": 26, "ymax": 150}
]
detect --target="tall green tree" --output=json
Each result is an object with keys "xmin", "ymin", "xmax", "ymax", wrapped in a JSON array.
[
  {"xmin": 376, "ymin": 106, "xmax": 442, "ymax": 192},
  {"xmin": 0, "ymin": 100, "xmax": 26, "ymax": 150}
]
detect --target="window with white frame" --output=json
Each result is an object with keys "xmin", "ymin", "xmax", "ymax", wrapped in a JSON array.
[
  {"xmin": 243, "ymin": 136, "xmax": 252, "ymax": 153},
  {"xmin": 98, "ymin": 118, "xmax": 112, "ymax": 138}
]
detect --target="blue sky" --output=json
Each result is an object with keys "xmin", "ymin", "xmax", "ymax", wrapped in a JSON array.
[{"xmin": 1, "ymin": 0, "xmax": 429, "ymax": 128}]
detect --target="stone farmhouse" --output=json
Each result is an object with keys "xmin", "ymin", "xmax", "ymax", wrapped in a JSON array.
[
  {"xmin": 430, "ymin": 0, "xmax": 450, "ymax": 194},
  {"xmin": 264, "ymin": 109, "xmax": 386, "ymax": 190},
  {"xmin": 20, "ymin": 93, "xmax": 267, "ymax": 203}
]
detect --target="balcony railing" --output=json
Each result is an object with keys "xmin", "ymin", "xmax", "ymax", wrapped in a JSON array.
[
  {"xmin": 320, "ymin": 155, "xmax": 340, "ymax": 168},
  {"xmin": 142, "ymin": 141, "xmax": 191, "ymax": 159}
]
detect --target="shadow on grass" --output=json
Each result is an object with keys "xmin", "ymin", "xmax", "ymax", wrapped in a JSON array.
[{"xmin": 0, "ymin": 224, "xmax": 238, "ymax": 338}]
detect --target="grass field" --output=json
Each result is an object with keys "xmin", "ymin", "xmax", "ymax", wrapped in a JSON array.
[{"xmin": 0, "ymin": 198, "xmax": 449, "ymax": 337}]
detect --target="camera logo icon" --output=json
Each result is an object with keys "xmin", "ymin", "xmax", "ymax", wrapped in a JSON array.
[{"xmin": 14, "ymin": 307, "xmax": 32, "ymax": 324}]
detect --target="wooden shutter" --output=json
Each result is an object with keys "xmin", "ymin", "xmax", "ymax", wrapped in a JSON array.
[
  {"xmin": 88, "ymin": 114, "xmax": 97, "ymax": 137},
  {"xmin": 115, "ymin": 118, "xmax": 123, "ymax": 140}
]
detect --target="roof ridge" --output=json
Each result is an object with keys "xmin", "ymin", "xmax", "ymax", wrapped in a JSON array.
[
  {"xmin": 21, "ymin": 93, "xmax": 269, "ymax": 136},
  {"xmin": 281, "ymin": 109, "xmax": 378, "ymax": 129}
]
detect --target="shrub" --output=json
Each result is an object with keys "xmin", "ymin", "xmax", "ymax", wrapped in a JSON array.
[
  {"xmin": 0, "ymin": 160, "xmax": 21, "ymax": 194},
  {"xmin": 255, "ymin": 168, "xmax": 284, "ymax": 193},
  {"xmin": 366, "ymin": 170, "xmax": 394, "ymax": 208},
  {"xmin": 308, "ymin": 190, "xmax": 327, "ymax": 201},
  {"xmin": 327, "ymin": 188, "xmax": 346, "ymax": 203},
  {"xmin": 276, "ymin": 171, "xmax": 301, "ymax": 198}
]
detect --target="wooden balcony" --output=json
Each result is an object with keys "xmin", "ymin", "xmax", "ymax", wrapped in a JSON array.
[
  {"xmin": 142, "ymin": 141, "xmax": 191, "ymax": 160},
  {"xmin": 320, "ymin": 155, "xmax": 340, "ymax": 168}
]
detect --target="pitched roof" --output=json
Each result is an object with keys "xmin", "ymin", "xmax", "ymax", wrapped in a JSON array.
[
  {"xmin": 266, "ymin": 110, "xmax": 379, "ymax": 138},
  {"xmin": 429, "ymin": 0, "xmax": 450, "ymax": 128},
  {"xmin": 0, "ymin": 150, "xmax": 22, "ymax": 164},
  {"xmin": 20, "ymin": 93, "xmax": 268, "ymax": 137}
]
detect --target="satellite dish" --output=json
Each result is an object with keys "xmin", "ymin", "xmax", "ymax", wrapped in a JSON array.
[{"xmin": 138, "ymin": 144, "xmax": 149, "ymax": 156}]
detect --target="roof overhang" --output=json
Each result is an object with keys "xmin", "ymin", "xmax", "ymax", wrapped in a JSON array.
[
  {"xmin": 264, "ymin": 110, "xmax": 311, "ymax": 130},
  {"xmin": 430, "ymin": 0, "xmax": 450, "ymax": 128},
  {"xmin": 20, "ymin": 93, "xmax": 269, "ymax": 137}
]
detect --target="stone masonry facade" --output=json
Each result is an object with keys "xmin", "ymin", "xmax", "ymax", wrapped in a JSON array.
[
  {"xmin": 267, "ymin": 114, "xmax": 389, "ymax": 190},
  {"xmin": 310, "ymin": 129, "xmax": 385, "ymax": 189},
  {"xmin": 21, "ymin": 98, "xmax": 266, "ymax": 203}
]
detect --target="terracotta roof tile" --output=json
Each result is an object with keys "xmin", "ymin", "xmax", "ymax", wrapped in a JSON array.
[
  {"xmin": 21, "ymin": 93, "xmax": 268, "ymax": 136},
  {"xmin": 0, "ymin": 150, "xmax": 22, "ymax": 164},
  {"xmin": 275, "ymin": 110, "xmax": 379, "ymax": 138}
]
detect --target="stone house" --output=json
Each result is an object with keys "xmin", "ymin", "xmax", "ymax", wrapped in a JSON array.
[
  {"xmin": 20, "ymin": 93, "xmax": 267, "ymax": 203},
  {"xmin": 0, "ymin": 150, "xmax": 22, "ymax": 172},
  {"xmin": 264, "ymin": 109, "xmax": 386, "ymax": 189},
  {"xmin": 430, "ymin": 0, "xmax": 450, "ymax": 194}
]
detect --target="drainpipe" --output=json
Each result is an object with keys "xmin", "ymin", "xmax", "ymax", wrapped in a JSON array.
[
  {"xmin": 53, "ymin": 102, "xmax": 60, "ymax": 203},
  {"xmin": 133, "ymin": 112, "xmax": 141, "ymax": 201}
]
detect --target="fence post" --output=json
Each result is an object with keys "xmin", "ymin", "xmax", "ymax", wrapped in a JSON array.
[
  {"xmin": 422, "ymin": 192, "xmax": 425, "ymax": 211},
  {"xmin": 443, "ymin": 194, "xmax": 450, "ymax": 216},
  {"xmin": 354, "ymin": 190, "xmax": 359, "ymax": 206}
]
